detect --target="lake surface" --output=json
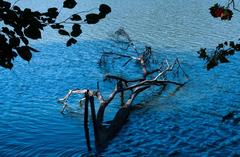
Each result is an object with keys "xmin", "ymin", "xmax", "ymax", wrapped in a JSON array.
[{"xmin": 1, "ymin": 0, "xmax": 240, "ymax": 156}]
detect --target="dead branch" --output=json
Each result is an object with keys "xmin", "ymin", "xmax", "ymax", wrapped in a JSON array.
[
  {"xmin": 84, "ymin": 92, "xmax": 91, "ymax": 151},
  {"xmin": 58, "ymin": 28, "xmax": 189, "ymax": 152}
]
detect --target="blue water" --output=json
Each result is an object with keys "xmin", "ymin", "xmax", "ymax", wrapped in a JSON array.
[{"xmin": 1, "ymin": 0, "xmax": 240, "ymax": 156}]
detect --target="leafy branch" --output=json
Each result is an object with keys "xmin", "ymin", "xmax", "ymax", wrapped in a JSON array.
[
  {"xmin": 198, "ymin": 0, "xmax": 240, "ymax": 70},
  {"xmin": 0, "ymin": 0, "xmax": 111, "ymax": 69}
]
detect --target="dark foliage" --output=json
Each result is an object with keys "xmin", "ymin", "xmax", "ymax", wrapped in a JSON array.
[
  {"xmin": 71, "ymin": 24, "xmax": 82, "ymax": 37},
  {"xmin": 66, "ymin": 38, "xmax": 77, "ymax": 47},
  {"xmin": 198, "ymin": 41, "xmax": 239, "ymax": 70},
  {"xmin": 199, "ymin": 0, "xmax": 239, "ymax": 70},
  {"xmin": 0, "ymin": 0, "xmax": 111, "ymax": 69},
  {"xmin": 85, "ymin": 13, "xmax": 100, "ymax": 24},
  {"xmin": 63, "ymin": 0, "xmax": 77, "ymax": 9},
  {"xmin": 209, "ymin": 3, "xmax": 233, "ymax": 20},
  {"xmin": 70, "ymin": 14, "xmax": 82, "ymax": 21},
  {"xmin": 99, "ymin": 4, "xmax": 111, "ymax": 15}
]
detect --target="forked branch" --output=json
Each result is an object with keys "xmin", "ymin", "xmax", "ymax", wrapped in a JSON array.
[{"xmin": 58, "ymin": 28, "xmax": 189, "ymax": 151}]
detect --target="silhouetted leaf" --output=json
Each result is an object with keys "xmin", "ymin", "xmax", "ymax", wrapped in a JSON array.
[
  {"xmin": 12, "ymin": 51, "xmax": 18, "ymax": 57},
  {"xmin": 22, "ymin": 8, "xmax": 33, "ymax": 24},
  {"xmin": 71, "ymin": 24, "xmax": 82, "ymax": 37},
  {"xmin": 51, "ymin": 24, "xmax": 64, "ymax": 29},
  {"xmin": 0, "ymin": 1, "xmax": 11, "ymax": 9},
  {"xmin": 207, "ymin": 58, "xmax": 218, "ymax": 70},
  {"xmin": 13, "ymin": 6, "xmax": 21, "ymax": 12},
  {"xmin": 209, "ymin": 3, "xmax": 233, "ymax": 20},
  {"xmin": 70, "ymin": 14, "xmax": 82, "ymax": 21},
  {"xmin": 234, "ymin": 44, "xmax": 240, "ymax": 51},
  {"xmin": 14, "ymin": 27, "xmax": 24, "ymax": 36},
  {"xmin": 98, "ymin": 12, "xmax": 106, "ymax": 19},
  {"xmin": 58, "ymin": 29, "xmax": 69, "ymax": 36},
  {"xmin": 63, "ymin": 0, "xmax": 77, "ymax": 9},
  {"xmin": 20, "ymin": 36, "xmax": 29, "ymax": 45},
  {"xmin": 216, "ymin": 43, "xmax": 223, "ymax": 50},
  {"xmin": 28, "ymin": 46, "xmax": 39, "ymax": 52},
  {"xmin": 0, "ymin": 61, "xmax": 13, "ymax": 69},
  {"xmin": 219, "ymin": 54, "xmax": 229, "ymax": 63},
  {"xmin": 99, "ymin": 4, "xmax": 111, "ymax": 14},
  {"xmin": 85, "ymin": 13, "xmax": 100, "ymax": 24},
  {"xmin": 9, "ymin": 37, "xmax": 20, "ymax": 48},
  {"xmin": 16, "ymin": 46, "xmax": 32, "ymax": 61},
  {"xmin": 8, "ymin": 30, "xmax": 15, "ymax": 37},
  {"xmin": 197, "ymin": 48, "xmax": 208, "ymax": 60},
  {"xmin": 41, "ymin": 17, "xmax": 48, "ymax": 23},
  {"xmin": 2, "ymin": 27, "xmax": 9, "ymax": 34},
  {"xmin": 66, "ymin": 38, "xmax": 77, "ymax": 47},
  {"xmin": 24, "ymin": 26, "xmax": 42, "ymax": 39},
  {"xmin": 0, "ymin": 34, "xmax": 7, "ymax": 43},
  {"xmin": 221, "ymin": 9, "xmax": 233, "ymax": 20},
  {"xmin": 229, "ymin": 41, "xmax": 235, "ymax": 48},
  {"xmin": 72, "ymin": 24, "xmax": 80, "ymax": 30},
  {"xmin": 47, "ymin": 7, "xmax": 59, "ymax": 18},
  {"xmin": 47, "ymin": 18, "xmax": 55, "ymax": 24},
  {"xmin": 32, "ymin": 11, "xmax": 42, "ymax": 19}
]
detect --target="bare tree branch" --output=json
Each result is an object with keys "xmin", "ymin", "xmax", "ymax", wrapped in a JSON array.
[{"xmin": 58, "ymin": 28, "xmax": 189, "ymax": 150}]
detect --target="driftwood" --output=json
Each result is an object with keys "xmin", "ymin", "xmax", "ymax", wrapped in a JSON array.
[{"xmin": 58, "ymin": 28, "xmax": 189, "ymax": 152}]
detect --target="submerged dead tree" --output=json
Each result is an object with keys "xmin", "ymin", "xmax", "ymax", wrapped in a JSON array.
[{"xmin": 58, "ymin": 28, "xmax": 189, "ymax": 152}]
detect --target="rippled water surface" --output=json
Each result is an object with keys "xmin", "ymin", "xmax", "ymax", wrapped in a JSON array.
[{"xmin": 1, "ymin": 0, "xmax": 240, "ymax": 156}]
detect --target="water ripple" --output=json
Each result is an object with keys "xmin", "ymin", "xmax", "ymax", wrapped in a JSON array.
[{"xmin": 1, "ymin": 0, "xmax": 240, "ymax": 156}]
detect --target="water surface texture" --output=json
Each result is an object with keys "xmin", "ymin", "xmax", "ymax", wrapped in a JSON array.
[{"xmin": 1, "ymin": 0, "xmax": 240, "ymax": 156}]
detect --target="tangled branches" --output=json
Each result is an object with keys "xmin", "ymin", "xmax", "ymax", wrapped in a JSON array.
[{"xmin": 58, "ymin": 28, "xmax": 188, "ymax": 151}]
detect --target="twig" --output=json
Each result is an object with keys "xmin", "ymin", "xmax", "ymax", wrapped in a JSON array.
[
  {"xmin": 58, "ymin": 7, "xmax": 98, "ymax": 24},
  {"xmin": 11, "ymin": 0, "xmax": 21, "ymax": 9}
]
